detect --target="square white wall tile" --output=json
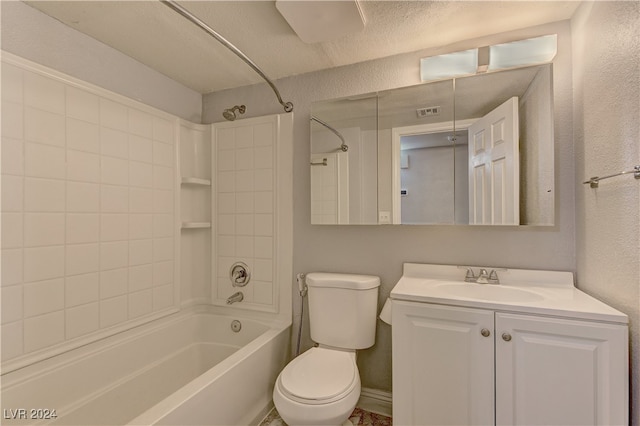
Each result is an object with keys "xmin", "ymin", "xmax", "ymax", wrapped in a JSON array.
[
  {"xmin": 66, "ymin": 87, "xmax": 99, "ymax": 124},
  {"xmin": 254, "ymin": 191, "xmax": 273, "ymax": 214},
  {"xmin": 153, "ymin": 238, "xmax": 173, "ymax": 262},
  {"xmin": 65, "ymin": 273, "xmax": 99, "ymax": 308},
  {"xmin": 253, "ymin": 123, "xmax": 274, "ymax": 147},
  {"xmin": 100, "ymin": 268, "xmax": 128, "ymax": 299},
  {"xmin": 100, "ymin": 296, "xmax": 127, "ymax": 328},
  {"xmin": 129, "ymin": 135, "xmax": 153, "ymax": 163},
  {"xmin": 24, "ymin": 107, "xmax": 65, "ymax": 147},
  {"xmin": 129, "ymin": 264, "xmax": 152, "ymax": 292},
  {"xmin": 253, "ymin": 281, "xmax": 273, "ymax": 305},
  {"xmin": 153, "ymin": 284, "xmax": 173, "ymax": 311},
  {"xmin": 23, "ymin": 310, "xmax": 64, "ymax": 353},
  {"xmin": 66, "ymin": 213, "xmax": 100, "ymax": 245},
  {"xmin": 24, "ymin": 213, "xmax": 65, "ymax": 247},
  {"xmin": 235, "ymin": 148, "xmax": 254, "ymax": 170},
  {"xmin": 2, "ymin": 63, "xmax": 23, "ymax": 103},
  {"xmin": 254, "ymin": 237, "xmax": 273, "ymax": 259},
  {"xmin": 100, "ymin": 214, "xmax": 129, "ymax": 242},
  {"xmin": 129, "ymin": 214, "xmax": 153, "ymax": 240},
  {"xmin": 101, "ymin": 185, "xmax": 129, "ymax": 213},
  {"xmin": 2, "ymin": 175, "xmax": 24, "ymax": 212},
  {"xmin": 129, "ymin": 162, "xmax": 154, "ymax": 189},
  {"xmin": 153, "ymin": 117, "xmax": 174, "ymax": 144},
  {"xmin": 67, "ymin": 150, "xmax": 100, "ymax": 183},
  {"xmin": 1, "ymin": 137, "xmax": 24, "ymax": 176},
  {"xmin": 153, "ymin": 214, "xmax": 173, "ymax": 238},
  {"xmin": 67, "ymin": 118, "xmax": 100, "ymax": 154},
  {"xmin": 129, "ymin": 239, "xmax": 153, "ymax": 266},
  {"xmin": 101, "ymin": 157, "xmax": 129, "ymax": 186},
  {"xmin": 153, "ymin": 261, "xmax": 173, "ymax": 287},
  {"xmin": 100, "ymin": 241, "xmax": 129, "ymax": 271},
  {"xmin": 24, "ymin": 71, "xmax": 65, "ymax": 114},
  {"xmin": 1, "ymin": 285, "xmax": 23, "ymax": 324},
  {"xmin": 101, "ymin": 127, "xmax": 129, "ymax": 159},
  {"xmin": 66, "ymin": 182, "xmax": 99, "ymax": 212},
  {"xmin": 100, "ymin": 99, "xmax": 128, "ymax": 131},
  {"xmin": 128, "ymin": 109, "xmax": 153, "ymax": 138},
  {"xmin": 2, "ymin": 321, "xmax": 24, "ymax": 361},
  {"xmin": 23, "ymin": 246, "xmax": 64, "ymax": 283},
  {"xmin": 23, "ymin": 278, "xmax": 64, "ymax": 318},
  {"xmin": 153, "ymin": 165, "xmax": 173, "ymax": 190},
  {"xmin": 153, "ymin": 141, "xmax": 173, "ymax": 167},
  {"xmin": 1, "ymin": 213, "xmax": 23, "ymax": 249},
  {"xmin": 153, "ymin": 190, "xmax": 174, "ymax": 214},
  {"xmin": 1, "ymin": 249, "xmax": 23, "ymax": 286},
  {"xmin": 235, "ymin": 126, "xmax": 254, "ymax": 148},
  {"xmin": 1, "ymin": 101, "xmax": 23, "ymax": 140},
  {"xmin": 24, "ymin": 178, "xmax": 65, "ymax": 212},
  {"xmin": 254, "ymin": 214, "xmax": 273, "ymax": 237},
  {"xmin": 66, "ymin": 303, "xmax": 99, "ymax": 339},
  {"xmin": 129, "ymin": 188, "xmax": 154, "ymax": 213},
  {"xmin": 128, "ymin": 289, "xmax": 152, "ymax": 319},
  {"xmin": 25, "ymin": 142, "xmax": 66, "ymax": 180},
  {"xmin": 66, "ymin": 243, "xmax": 99, "ymax": 276}
]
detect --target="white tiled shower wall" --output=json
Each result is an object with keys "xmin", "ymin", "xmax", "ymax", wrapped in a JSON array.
[
  {"xmin": 214, "ymin": 120, "xmax": 277, "ymax": 309},
  {"xmin": 1, "ymin": 59, "xmax": 178, "ymax": 363}
]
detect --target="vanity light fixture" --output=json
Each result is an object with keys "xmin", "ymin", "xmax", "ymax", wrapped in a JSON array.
[{"xmin": 420, "ymin": 34, "xmax": 557, "ymax": 82}]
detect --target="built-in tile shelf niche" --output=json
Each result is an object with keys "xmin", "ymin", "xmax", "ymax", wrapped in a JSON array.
[{"xmin": 179, "ymin": 122, "xmax": 212, "ymax": 229}]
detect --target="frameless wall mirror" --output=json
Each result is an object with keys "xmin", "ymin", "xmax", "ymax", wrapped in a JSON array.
[{"xmin": 310, "ymin": 63, "xmax": 554, "ymax": 226}]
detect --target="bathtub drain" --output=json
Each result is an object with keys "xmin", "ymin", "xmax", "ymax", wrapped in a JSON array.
[{"xmin": 231, "ymin": 320, "xmax": 242, "ymax": 332}]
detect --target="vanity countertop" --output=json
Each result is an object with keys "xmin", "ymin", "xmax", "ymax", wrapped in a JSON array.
[{"xmin": 390, "ymin": 263, "xmax": 628, "ymax": 324}]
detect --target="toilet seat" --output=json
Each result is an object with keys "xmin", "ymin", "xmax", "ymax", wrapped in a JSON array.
[{"xmin": 278, "ymin": 347, "xmax": 358, "ymax": 405}]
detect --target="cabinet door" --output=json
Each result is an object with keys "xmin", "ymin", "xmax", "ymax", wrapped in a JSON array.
[
  {"xmin": 495, "ymin": 313, "xmax": 628, "ymax": 426},
  {"xmin": 392, "ymin": 301, "xmax": 495, "ymax": 425}
]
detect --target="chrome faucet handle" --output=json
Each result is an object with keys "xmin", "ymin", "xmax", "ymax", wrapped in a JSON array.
[
  {"xmin": 488, "ymin": 269, "xmax": 500, "ymax": 284},
  {"xmin": 464, "ymin": 268, "xmax": 477, "ymax": 282},
  {"xmin": 476, "ymin": 268, "xmax": 490, "ymax": 284}
]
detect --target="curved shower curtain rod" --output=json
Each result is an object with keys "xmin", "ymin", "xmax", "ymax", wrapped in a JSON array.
[
  {"xmin": 311, "ymin": 116, "xmax": 348, "ymax": 152},
  {"xmin": 161, "ymin": 0, "xmax": 294, "ymax": 113}
]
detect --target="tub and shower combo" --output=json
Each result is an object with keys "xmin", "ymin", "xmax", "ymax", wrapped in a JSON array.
[{"xmin": 1, "ymin": 2, "xmax": 296, "ymax": 423}]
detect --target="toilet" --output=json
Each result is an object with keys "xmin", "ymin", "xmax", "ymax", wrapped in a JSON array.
[{"xmin": 273, "ymin": 272, "xmax": 380, "ymax": 426}]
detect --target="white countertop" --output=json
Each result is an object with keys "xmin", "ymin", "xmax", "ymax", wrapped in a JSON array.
[{"xmin": 390, "ymin": 263, "xmax": 628, "ymax": 324}]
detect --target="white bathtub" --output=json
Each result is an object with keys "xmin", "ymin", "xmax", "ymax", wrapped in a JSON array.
[{"xmin": 1, "ymin": 308, "xmax": 291, "ymax": 425}]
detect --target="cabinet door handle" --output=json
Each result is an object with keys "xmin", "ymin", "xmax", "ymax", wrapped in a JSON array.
[
  {"xmin": 481, "ymin": 328, "xmax": 491, "ymax": 337},
  {"xmin": 502, "ymin": 332, "xmax": 512, "ymax": 342}
]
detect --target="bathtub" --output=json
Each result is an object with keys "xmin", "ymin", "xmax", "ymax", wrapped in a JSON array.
[{"xmin": 1, "ymin": 307, "xmax": 291, "ymax": 425}]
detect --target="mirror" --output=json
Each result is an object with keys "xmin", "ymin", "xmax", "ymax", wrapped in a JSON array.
[{"xmin": 310, "ymin": 64, "xmax": 554, "ymax": 226}]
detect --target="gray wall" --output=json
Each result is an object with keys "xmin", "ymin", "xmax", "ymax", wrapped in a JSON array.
[
  {"xmin": 1, "ymin": 1, "xmax": 202, "ymax": 122},
  {"xmin": 572, "ymin": 2, "xmax": 640, "ymax": 423},
  {"xmin": 203, "ymin": 20, "xmax": 576, "ymax": 393}
]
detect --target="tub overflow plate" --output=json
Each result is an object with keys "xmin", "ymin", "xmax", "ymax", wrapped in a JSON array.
[{"xmin": 231, "ymin": 320, "xmax": 242, "ymax": 333}]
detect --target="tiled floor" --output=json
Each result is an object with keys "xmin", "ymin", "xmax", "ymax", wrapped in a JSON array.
[{"xmin": 260, "ymin": 407, "xmax": 392, "ymax": 426}]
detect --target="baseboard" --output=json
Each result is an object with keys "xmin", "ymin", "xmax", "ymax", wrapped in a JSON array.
[{"xmin": 357, "ymin": 387, "xmax": 392, "ymax": 417}]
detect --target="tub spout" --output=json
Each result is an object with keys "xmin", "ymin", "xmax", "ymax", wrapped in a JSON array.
[{"xmin": 226, "ymin": 291, "xmax": 244, "ymax": 304}]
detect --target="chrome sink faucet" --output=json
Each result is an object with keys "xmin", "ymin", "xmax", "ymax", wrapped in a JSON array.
[{"xmin": 464, "ymin": 268, "xmax": 500, "ymax": 284}]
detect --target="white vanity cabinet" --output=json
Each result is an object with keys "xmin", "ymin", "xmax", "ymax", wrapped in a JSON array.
[{"xmin": 392, "ymin": 300, "xmax": 629, "ymax": 426}]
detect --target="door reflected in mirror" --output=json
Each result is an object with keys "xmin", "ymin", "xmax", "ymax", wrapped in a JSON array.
[{"xmin": 310, "ymin": 64, "xmax": 554, "ymax": 226}]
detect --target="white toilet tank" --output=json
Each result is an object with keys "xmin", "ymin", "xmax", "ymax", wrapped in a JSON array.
[{"xmin": 305, "ymin": 272, "xmax": 380, "ymax": 350}]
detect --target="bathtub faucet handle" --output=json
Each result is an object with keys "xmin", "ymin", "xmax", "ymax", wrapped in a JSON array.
[{"xmin": 229, "ymin": 262, "xmax": 250, "ymax": 287}]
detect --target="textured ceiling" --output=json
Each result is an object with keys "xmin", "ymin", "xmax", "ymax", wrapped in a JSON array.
[{"xmin": 24, "ymin": 1, "xmax": 580, "ymax": 94}]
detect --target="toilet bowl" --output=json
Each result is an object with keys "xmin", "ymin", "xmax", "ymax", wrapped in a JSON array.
[{"xmin": 273, "ymin": 347, "xmax": 360, "ymax": 425}]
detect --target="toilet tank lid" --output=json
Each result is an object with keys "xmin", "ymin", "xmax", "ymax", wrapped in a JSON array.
[{"xmin": 306, "ymin": 272, "xmax": 380, "ymax": 290}]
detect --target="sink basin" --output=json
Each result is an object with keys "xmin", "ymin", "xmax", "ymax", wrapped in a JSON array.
[{"xmin": 435, "ymin": 282, "xmax": 545, "ymax": 303}]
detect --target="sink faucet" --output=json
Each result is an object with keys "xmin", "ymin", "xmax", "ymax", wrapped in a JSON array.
[
  {"xmin": 226, "ymin": 291, "xmax": 244, "ymax": 304},
  {"xmin": 463, "ymin": 267, "xmax": 500, "ymax": 284}
]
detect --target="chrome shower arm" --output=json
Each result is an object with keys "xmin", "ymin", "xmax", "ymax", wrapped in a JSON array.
[
  {"xmin": 161, "ymin": 0, "xmax": 293, "ymax": 113},
  {"xmin": 310, "ymin": 116, "xmax": 348, "ymax": 152}
]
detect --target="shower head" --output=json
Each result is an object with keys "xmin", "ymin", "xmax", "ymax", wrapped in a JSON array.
[{"xmin": 223, "ymin": 105, "xmax": 246, "ymax": 121}]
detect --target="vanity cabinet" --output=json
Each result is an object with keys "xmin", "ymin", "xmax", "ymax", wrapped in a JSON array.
[{"xmin": 392, "ymin": 300, "xmax": 628, "ymax": 426}]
